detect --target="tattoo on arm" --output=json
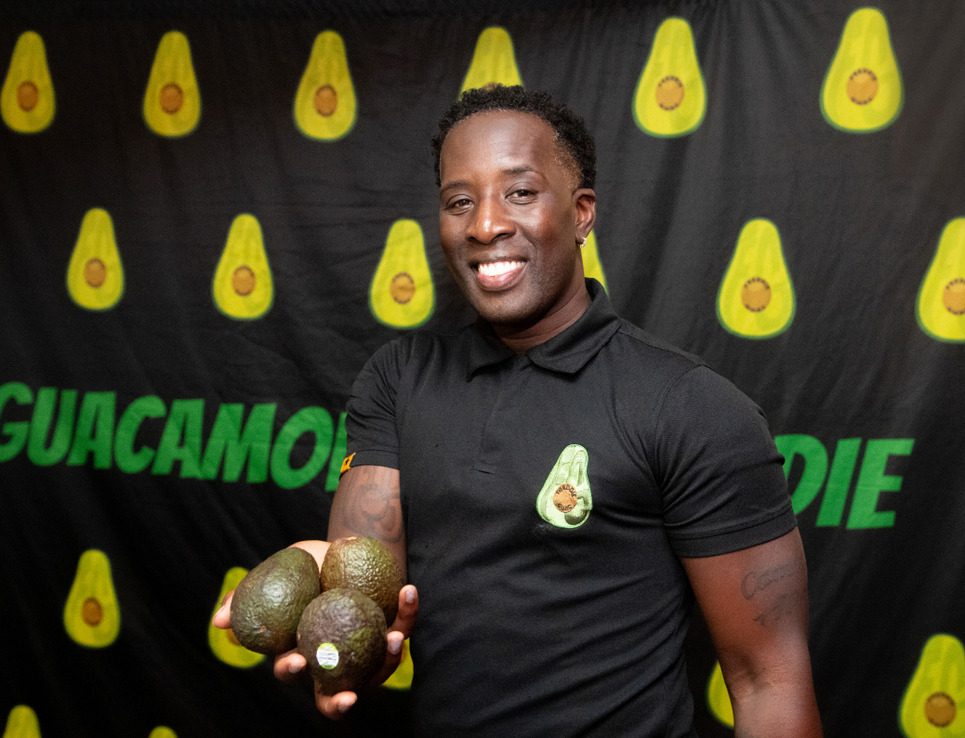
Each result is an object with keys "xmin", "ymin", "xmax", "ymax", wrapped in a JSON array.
[
  {"xmin": 740, "ymin": 561, "xmax": 802, "ymax": 627},
  {"xmin": 332, "ymin": 474, "xmax": 403, "ymax": 544}
]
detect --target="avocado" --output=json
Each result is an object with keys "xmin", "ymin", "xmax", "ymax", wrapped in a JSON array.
[
  {"xmin": 208, "ymin": 566, "xmax": 266, "ymax": 668},
  {"xmin": 460, "ymin": 26, "xmax": 523, "ymax": 94},
  {"xmin": 535, "ymin": 444, "xmax": 593, "ymax": 529},
  {"xmin": 369, "ymin": 218, "xmax": 435, "ymax": 329},
  {"xmin": 212, "ymin": 213, "xmax": 274, "ymax": 320},
  {"xmin": 716, "ymin": 218, "xmax": 795, "ymax": 339},
  {"xmin": 706, "ymin": 660, "xmax": 734, "ymax": 728},
  {"xmin": 632, "ymin": 17, "xmax": 706, "ymax": 138},
  {"xmin": 321, "ymin": 536, "xmax": 405, "ymax": 626},
  {"xmin": 899, "ymin": 633, "xmax": 965, "ymax": 736},
  {"xmin": 1, "ymin": 30, "xmax": 55, "ymax": 134},
  {"xmin": 63, "ymin": 548, "xmax": 121, "ymax": 648},
  {"xmin": 143, "ymin": 30, "xmax": 201, "ymax": 137},
  {"xmin": 296, "ymin": 588, "xmax": 387, "ymax": 695},
  {"xmin": 917, "ymin": 218, "xmax": 965, "ymax": 343},
  {"xmin": 230, "ymin": 546, "xmax": 320, "ymax": 654},
  {"xmin": 293, "ymin": 30, "xmax": 357, "ymax": 141},
  {"xmin": 66, "ymin": 208, "xmax": 124, "ymax": 311},
  {"xmin": 3, "ymin": 705, "xmax": 41, "ymax": 738},
  {"xmin": 820, "ymin": 8, "xmax": 902, "ymax": 133}
]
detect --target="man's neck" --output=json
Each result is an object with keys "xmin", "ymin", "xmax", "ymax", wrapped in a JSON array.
[{"xmin": 492, "ymin": 286, "xmax": 591, "ymax": 355}]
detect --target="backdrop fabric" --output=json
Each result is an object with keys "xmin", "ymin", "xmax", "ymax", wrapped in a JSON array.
[{"xmin": 1, "ymin": 1, "xmax": 963, "ymax": 736}]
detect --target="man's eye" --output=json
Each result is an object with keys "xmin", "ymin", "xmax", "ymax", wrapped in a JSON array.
[
  {"xmin": 511, "ymin": 189, "xmax": 535, "ymax": 198},
  {"xmin": 447, "ymin": 197, "xmax": 471, "ymax": 209}
]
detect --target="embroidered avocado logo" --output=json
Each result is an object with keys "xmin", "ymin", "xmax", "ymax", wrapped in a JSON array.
[{"xmin": 536, "ymin": 444, "xmax": 592, "ymax": 529}]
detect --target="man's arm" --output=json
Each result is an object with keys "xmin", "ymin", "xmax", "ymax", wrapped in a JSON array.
[
  {"xmin": 328, "ymin": 464, "xmax": 406, "ymax": 579},
  {"xmin": 681, "ymin": 529, "xmax": 823, "ymax": 738}
]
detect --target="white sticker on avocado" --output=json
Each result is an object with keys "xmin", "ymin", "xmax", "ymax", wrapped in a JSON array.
[
  {"xmin": 315, "ymin": 643, "xmax": 339, "ymax": 669},
  {"xmin": 535, "ymin": 444, "xmax": 593, "ymax": 529}
]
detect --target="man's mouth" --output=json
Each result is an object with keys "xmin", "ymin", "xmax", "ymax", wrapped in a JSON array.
[{"xmin": 476, "ymin": 260, "xmax": 524, "ymax": 278}]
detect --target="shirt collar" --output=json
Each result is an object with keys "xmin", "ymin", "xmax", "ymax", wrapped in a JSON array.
[{"xmin": 466, "ymin": 279, "xmax": 621, "ymax": 377}]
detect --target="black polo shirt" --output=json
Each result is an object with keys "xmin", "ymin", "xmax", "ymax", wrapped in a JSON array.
[{"xmin": 345, "ymin": 279, "xmax": 796, "ymax": 737}]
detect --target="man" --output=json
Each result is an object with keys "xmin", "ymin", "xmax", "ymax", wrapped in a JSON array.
[{"xmin": 216, "ymin": 85, "xmax": 822, "ymax": 736}]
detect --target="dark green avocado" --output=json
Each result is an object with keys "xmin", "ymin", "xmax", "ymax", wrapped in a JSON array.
[
  {"xmin": 230, "ymin": 546, "xmax": 320, "ymax": 654},
  {"xmin": 297, "ymin": 587, "xmax": 387, "ymax": 695},
  {"xmin": 321, "ymin": 536, "xmax": 405, "ymax": 625}
]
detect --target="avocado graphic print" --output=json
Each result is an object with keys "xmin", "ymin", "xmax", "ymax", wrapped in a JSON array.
[{"xmin": 536, "ymin": 444, "xmax": 592, "ymax": 529}]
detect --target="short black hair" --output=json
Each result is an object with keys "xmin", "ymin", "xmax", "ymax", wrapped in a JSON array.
[{"xmin": 431, "ymin": 84, "xmax": 596, "ymax": 190}]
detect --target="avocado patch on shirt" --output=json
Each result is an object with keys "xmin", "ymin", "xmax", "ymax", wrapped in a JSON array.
[{"xmin": 536, "ymin": 444, "xmax": 593, "ymax": 529}]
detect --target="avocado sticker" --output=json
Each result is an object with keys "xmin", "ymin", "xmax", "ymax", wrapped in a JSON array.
[
  {"xmin": 382, "ymin": 637, "xmax": 414, "ymax": 691},
  {"xmin": 208, "ymin": 566, "xmax": 266, "ymax": 669},
  {"xmin": 143, "ymin": 30, "xmax": 201, "ymax": 138},
  {"xmin": 632, "ymin": 17, "xmax": 706, "ymax": 138},
  {"xmin": 369, "ymin": 218, "xmax": 434, "ymax": 329},
  {"xmin": 820, "ymin": 7, "xmax": 902, "ymax": 133},
  {"xmin": 716, "ymin": 218, "xmax": 795, "ymax": 339},
  {"xmin": 706, "ymin": 660, "xmax": 735, "ymax": 728},
  {"xmin": 1, "ymin": 31, "xmax": 55, "ymax": 134},
  {"xmin": 917, "ymin": 218, "xmax": 965, "ymax": 343},
  {"xmin": 63, "ymin": 548, "xmax": 121, "ymax": 648},
  {"xmin": 3, "ymin": 705, "xmax": 41, "ymax": 738},
  {"xmin": 212, "ymin": 213, "xmax": 274, "ymax": 320},
  {"xmin": 293, "ymin": 30, "xmax": 357, "ymax": 141},
  {"xmin": 581, "ymin": 230, "xmax": 608, "ymax": 292},
  {"xmin": 460, "ymin": 26, "xmax": 523, "ymax": 94},
  {"xmin": 536, "ymin": 444, "xmax": 592, "ymax": 529},
  {"xmin": 66, "ymin": 208, "xmax": 124, "ymax": 311},
  {"xmin": 899, "ymin": 633, "xmax": 965, "ymax": 736}
]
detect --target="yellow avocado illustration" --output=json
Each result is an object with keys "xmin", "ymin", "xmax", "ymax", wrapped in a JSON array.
[
  {"xmin": 63, "ymin": 548, "xmax": 120, "ymax": 648},
  {"xmin": 706, "ymin": 660, "xmax": 735, "ymax": 728},
  {"xmin": 536, "ymin": 444, "xmax": 592, "ymax": 529},
  {"xmin": 899, "ymin": 633, "xmax": 965, "ymax": 737},
  {"xmin": 293, "ymin": 30, "xmax": 357, "ymax": 141},
  {"xmin": 917, "ymin": 218, "xmax": 965, "ymax": 343},
  {"xmin": 3, "ymin": 705, "xmax": 41, "ymax": 738},
  {"xmin": 147, "ymin": 728, "xmax": 177, "ymax": 738},
  {"xmin": 208, "ymin": 566, "xmax": 266, "ymax": 669},
  {"xmin": 460, "ymin": 26, "xmax": 523, "ymax": 94},
  {"xmin": 581, "ymin": 230, "xmax": 607, "ymax": 292},
  {"xmin": 369, "ymin": 218, "xmax": 434, "ymax": 328},
  {"xmin": 1, "ymin": 31, "xmax": 55, "ymax": 134},
  {"xmin": 382, "ymin": 637, "xmax": 414, "ymax": 690},
  {"xmin": 820, "ymin": 7, "xmax": 902, "ymax": 133},
  {"xmin": 67, "ymin": 208, "xmax": 124, "ymax": 311},
  {"xmin": 632, "ymin": 17, "xmax": 705, "ymax": 138},
  {"xmin": 716, "ymin": 218, "xmax": 795, "ymax": 339},
  {"xmin": 143, "ymin": 30, "xmax": 201, "ymax": 137},
  {"xmin": 212, "ymin": 213, "xmax": 274, "ymax": 320}
]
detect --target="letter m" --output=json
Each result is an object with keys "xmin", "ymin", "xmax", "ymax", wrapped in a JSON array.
[{"xmin": 200, "ymin": 403, "xmax": 276, "ymax": 483}]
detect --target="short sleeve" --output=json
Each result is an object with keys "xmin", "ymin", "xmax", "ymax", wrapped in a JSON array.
[
  {"xmin": 654, "ymin": 365, "xmax": 797, "ymax": 557},
  {"xmin": 343, "ymin": 339, "xmax": 404, "ymax": 471}
]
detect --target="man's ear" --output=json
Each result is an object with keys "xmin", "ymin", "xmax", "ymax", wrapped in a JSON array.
[{"xmin": 573, "ymin": 188, "xmax": 597, "ymax": 242}]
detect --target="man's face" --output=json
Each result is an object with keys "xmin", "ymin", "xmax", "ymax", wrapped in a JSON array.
[{"xmin": 438, "ymin": 110, "xmax": 596, "ymax": 334}]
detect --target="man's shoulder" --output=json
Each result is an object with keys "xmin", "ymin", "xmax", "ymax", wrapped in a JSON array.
[
  {"xmin": 610, "ymin": 317, "xmax": 707, "ymax": 373},
  {"xmin": 365, "ymin": 322, "xmax": 473, "ymax": 370}
]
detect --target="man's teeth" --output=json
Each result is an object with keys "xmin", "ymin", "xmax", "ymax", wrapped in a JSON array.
[{"xmin": 477, "ymin": 260, "xmax": 522, "ymax": 277}]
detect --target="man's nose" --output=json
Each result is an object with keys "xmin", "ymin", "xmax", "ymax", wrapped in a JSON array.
[{"xmin": 467, "ymin": 197, "xmax": 511, "ymax": 244}]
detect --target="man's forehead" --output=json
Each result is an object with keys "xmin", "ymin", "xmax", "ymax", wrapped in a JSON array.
[{"xmin": 440, "ymin": 110, "xmax": 575, "ymax": 179}]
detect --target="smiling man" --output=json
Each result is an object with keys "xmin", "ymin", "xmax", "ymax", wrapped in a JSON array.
[{"xmin": 215, "ymin": 85, "xmax": 822, "ymax": 737}]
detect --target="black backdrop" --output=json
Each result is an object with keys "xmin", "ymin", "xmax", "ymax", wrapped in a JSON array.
[{"xmin": 2, "ymin": 1, "xmax": 964, "ymax": 736}]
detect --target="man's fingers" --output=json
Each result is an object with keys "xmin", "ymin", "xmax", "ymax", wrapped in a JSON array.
[
  {"xmin": 389, "ymin": 584, "xmax": 418, "ymax": 635},
  {"xmin": 315, "ymin": 689, "xmax": 357, "ymax": 719},
  {"xmin": 273, "ymin": 650, "xmax": 308, "ymax": 683},
  {"xmin": 211, "ymin": 590, "xmax": 234, "ymax": 628}
]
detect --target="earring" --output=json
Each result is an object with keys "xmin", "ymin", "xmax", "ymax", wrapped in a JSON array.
[{"xmin": 580, "ymin": 237, "xmax": 587, "ymax": 248}]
